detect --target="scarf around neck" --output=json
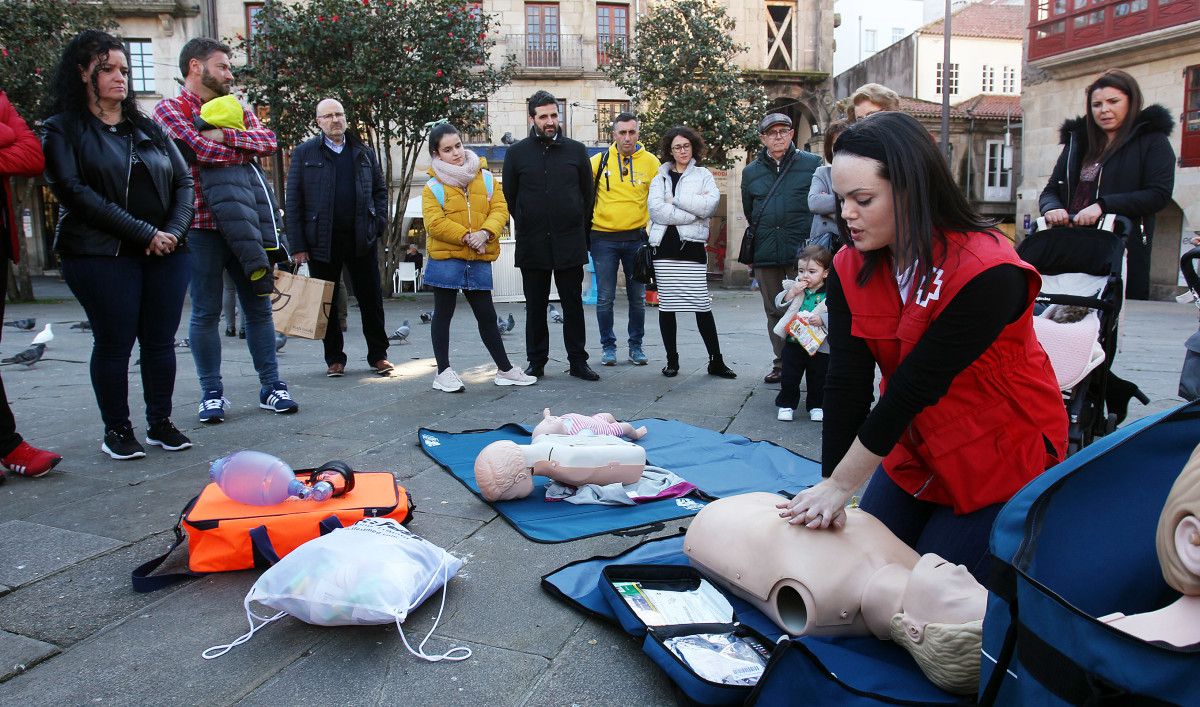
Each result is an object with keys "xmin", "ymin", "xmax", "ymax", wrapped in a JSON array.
[{"xmin": 431, "ymin": 150, "xmax": 481, "ymax": 190}]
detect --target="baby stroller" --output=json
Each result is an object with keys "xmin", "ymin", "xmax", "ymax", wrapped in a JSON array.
[{"xmin": 1016, "ymin": 216, "xmax": 1131, "ymax": 455}]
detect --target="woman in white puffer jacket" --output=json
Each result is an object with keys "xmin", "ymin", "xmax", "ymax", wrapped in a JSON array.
[{"xmin": 647, "ymin": 126, "xmax": 736, "ymax": 379}]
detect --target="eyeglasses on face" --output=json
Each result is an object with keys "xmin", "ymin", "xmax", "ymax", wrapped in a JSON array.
[
  {"xmin": 763, "ymin": 129, "xmax": 792, "ymax": 139},
  {"xmin": 318, "ymin": 112, "xmax": 346, "ymax": 120},
  {"xmin": 671, "ymin": 144, "xmax": 693, "ymax": 152}
]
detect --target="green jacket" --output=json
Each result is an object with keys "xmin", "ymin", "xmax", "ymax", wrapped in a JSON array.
[{"xmin": 740, "ymin": 146, "xmax": 822, "ymax": 266}]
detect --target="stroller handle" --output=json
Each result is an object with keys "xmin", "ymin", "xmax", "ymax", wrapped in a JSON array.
[
  {"xmin": 1031, "ymin": 213, "xmax": 1135, "ymax": 240},
  {"xmin": 1181, "ymin": 246, "xmax": 1200, "ymax": 294}
]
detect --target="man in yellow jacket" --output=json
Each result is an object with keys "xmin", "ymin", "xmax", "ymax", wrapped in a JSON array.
[{"xmin": 590, "ymin": 113, "xmax": 660, "ymax": 366}]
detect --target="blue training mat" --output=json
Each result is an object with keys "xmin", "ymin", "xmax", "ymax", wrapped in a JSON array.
[
  {"xmin": 542, "ymin": 533, "xmax": 966, "ymax": 705},
  {"xmin": 417, "ymin": 419, "xmax": 822, "ymax": 543}
]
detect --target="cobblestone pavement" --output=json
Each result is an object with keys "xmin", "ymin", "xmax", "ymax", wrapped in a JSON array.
[{"xmin": 0, "ymin": 276, "xmax": 1191, "ymax": 705}]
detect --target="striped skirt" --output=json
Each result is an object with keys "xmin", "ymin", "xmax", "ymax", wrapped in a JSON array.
[{"xmin": 653, "ymin": 259, "xmax": 711, "ymax": 312}]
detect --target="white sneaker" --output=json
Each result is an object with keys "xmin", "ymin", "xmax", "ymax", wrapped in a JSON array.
[
  {"xmin": 495, "ymin": 367, "xmax": 537, "ymax": 386},
  {"xmin": 777, "ymin": 407, "xmax": 794, "ymax": 421},
  {"xmin": 810, "ymin": 408, "xmax": 824, "ymax": 422},
  {"xmin": 432, "ymin": 368, "xmax": 465, "ymax": 392}
]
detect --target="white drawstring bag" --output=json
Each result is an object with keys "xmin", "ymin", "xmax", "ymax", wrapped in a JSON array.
[{"xmin": 204, "ymin": 517, "xmax": 470, "ymax": 662}]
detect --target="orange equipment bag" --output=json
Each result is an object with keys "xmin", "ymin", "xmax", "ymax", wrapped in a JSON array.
[{"xmin": 132, "ymin": 469, "xmax": 413, "ymax": 592}]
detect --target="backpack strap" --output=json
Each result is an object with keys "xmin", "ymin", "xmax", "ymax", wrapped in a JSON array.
[
  {"xmin": 427, "ymin": 178, "xmax": 446, "ymax": 208},
  {"xmin": 131, "ymin": 494, "xmax": 204, "ymax": 593},
  {"xmin": 482, "ymin": 170, "xmax": 494, "ymax": 201}
]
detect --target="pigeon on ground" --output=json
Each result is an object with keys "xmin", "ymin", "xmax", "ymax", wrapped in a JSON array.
[
  {"xmin": 548, "ymin": 304, "xmax": 563, "ymax": 323},
  {"xmin": 4, "ymin": 318, "xmax": 35, "ymax": 331},
  {"xmin": 389, "ymin": 320, "xmax": 410, "ymax": 342},
  {"xmin": 275, "ymin": 332, "xmax": 287, "ymax": 351},
  {"xmin": 70, "ymin": 320, "xmax": 92, "ymax": 331},
  {"xmin": 174, "ymin": 338, "xmax": 190, "ymax": 348},
  {"xmin": 505, "ymin": 313, "xmax": 515, "ymax": 332},
  {"xmin": 31, "ymin": 323, "xmax": 53, "ymax": 346},
  {"xmin": 419, "ymin": 311, "xmax": 433, "ymax": 324},
  {"xmin": 496, "ymin": 313, "xmax": 516, "ymax": 336},
  {"xmin": 2, "ymin": 343, "xmax": 45, "ymax": 366}
]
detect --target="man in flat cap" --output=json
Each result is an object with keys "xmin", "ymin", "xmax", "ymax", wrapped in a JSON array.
[{"xmin": 739, "ymin": 113, "xmax": 822, "ymax": 384}]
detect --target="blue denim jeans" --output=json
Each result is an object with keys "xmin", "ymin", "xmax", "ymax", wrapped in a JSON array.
[
  {"xmin": 61, "ymin": 251, "xmax": 192, "ymax": 429},
  {"xmin": 589, "ymin": 236, "xmax": 645, "ymax": 350},
  {"xmin": 188, "ymin": 229, "xmax": 279, "ymax": 394}
]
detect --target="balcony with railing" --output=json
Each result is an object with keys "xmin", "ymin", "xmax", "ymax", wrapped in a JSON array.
[
  {"xmin": 504, "ymin": 34, "xmax": 586, "ymax": 75},
  {"xmin": 1028, "ymin": 0, "xmax": 1200, "ymax": 62}
]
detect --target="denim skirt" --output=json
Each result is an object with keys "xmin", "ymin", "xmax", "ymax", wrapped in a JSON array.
[{"xmin": 422, "ymin": 257, "xmax": 494, "ymax": 291}]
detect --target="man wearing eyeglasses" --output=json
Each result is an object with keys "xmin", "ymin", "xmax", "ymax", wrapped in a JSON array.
[
  {"xmin": 740, "ymin": 113, "xmax": 822, "ymax": 385},
  {"xmin": 285, "ymin": 98, "xmax": 392, "ymax": 378}
]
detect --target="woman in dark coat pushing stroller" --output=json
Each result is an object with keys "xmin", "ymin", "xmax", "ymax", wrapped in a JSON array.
[
  {"xmin": 1040, "ymin": 69, "xmax": 1174, "ymax": 299},
  {"xmin": 1039, "ymin": 68, "xmax": 1175, "ymax": 423}
]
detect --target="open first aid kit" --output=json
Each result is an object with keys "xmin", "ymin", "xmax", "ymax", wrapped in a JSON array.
[
  {"xmin": 132, "ymin": 465, "xmax": 413, "ymax": 592},
  {"xmin": 598, "ymin": 564, "xmax": 777, "ymax": 705},
  {"xmin": 204, "ymin": 518, "xmax": 471, "ymax": 662}
]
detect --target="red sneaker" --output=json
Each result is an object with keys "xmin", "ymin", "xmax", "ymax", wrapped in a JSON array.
[{"xmin": 2, "ymin": 441, "xmax": 63, "ymax": 478}]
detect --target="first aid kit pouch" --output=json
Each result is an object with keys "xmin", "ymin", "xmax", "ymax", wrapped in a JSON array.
[
  {"xmin": 598, "ymin": 564, "xmax": 778, "ymax": 705},
  {"xmin": 132, "ymin": 470, "xmax": 412, "ymax": 592},
  {"xmin": 204, "ymin": 517, "xmax": 470, "ymax": 662}
]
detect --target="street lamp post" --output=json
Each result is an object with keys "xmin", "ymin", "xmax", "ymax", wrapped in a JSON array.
[{"xmin": 941, "ymin": 0, "xmax": 952, "ymax": 161}]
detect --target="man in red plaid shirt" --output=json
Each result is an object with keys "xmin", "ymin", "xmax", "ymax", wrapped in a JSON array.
[{"xmin": 154, "ymin": 38, "xmax": 298, "ymax": 423}]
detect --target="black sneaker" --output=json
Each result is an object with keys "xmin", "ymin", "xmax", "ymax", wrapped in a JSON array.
[
  {"xmin": 146, "ymin": 420, "xmax": 193, "ymax": 451},
  {"xmin": 102, "ymin": 424, "xmax": 146, "ymax": 460}
]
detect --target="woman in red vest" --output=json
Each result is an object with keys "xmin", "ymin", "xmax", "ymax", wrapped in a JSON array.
[{"xmin": 778, "ymin": 112, "xmax": 1067, "ymax": 579}]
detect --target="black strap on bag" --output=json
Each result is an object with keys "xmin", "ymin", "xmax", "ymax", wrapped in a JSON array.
[{"xmin": 738, "ymin": 151, "xmax": 797, "ymax": 265}]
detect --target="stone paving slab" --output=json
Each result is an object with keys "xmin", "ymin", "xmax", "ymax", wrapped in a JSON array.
[
  {"xmin": 0, "ymin": 629, "xmax": 58, "ymax": 683},
  {"xmin": 0, "ymin": 532, "xmax": 187, "ymax": 647},
  {"xmin": 0, "ymin": 521, "xmax": 124, "ymax": 587},
  {"xmin": 0, "ymin": 472, "xmax": 117, "ymax": 523}
]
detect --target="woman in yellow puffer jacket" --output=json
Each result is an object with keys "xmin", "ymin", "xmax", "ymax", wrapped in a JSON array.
[{"xmin": 421, "ymin": 123, "xmax": 536, "ymax": 392}]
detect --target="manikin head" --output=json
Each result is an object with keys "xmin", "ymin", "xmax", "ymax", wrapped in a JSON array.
[
  {"xmin": 885, "ymin": 555, "xmax": 987, "ymax": 695},
  {"xmin": 473, "ymin": 440, "xmax": 533, "ymax": 501},
  {"xmin": 532, "ymin": 408, "xmax": 567, "ymax": 438},
  {"xmin": 1157, "ymin": 442, "xmax": 1200, "ymax": 595}
]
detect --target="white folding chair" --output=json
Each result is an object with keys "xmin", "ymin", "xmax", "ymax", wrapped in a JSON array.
[{"xmin": 393, "ymin": 261, "xmax": 420, "ymax": 293}]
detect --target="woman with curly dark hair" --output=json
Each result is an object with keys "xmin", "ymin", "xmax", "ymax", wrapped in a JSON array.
[
  {"xmin": 42, "ymin": 30, "xmax": 195, "ymax": 460},
  {"xmin": 647, "ymin": 125, "xmax": 735, "ymax": 379}
]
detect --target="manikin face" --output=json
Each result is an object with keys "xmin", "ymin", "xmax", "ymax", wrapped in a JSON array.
[
  {"xmin": 853, "ymin": 100, "xmax": 885, "ymax": 121},
  {"xmin": 436, "ymin": 133, "xmax": 465, "ymax": 166},
  {"xmin": 194, "ymin": 51, "xmax": 233, "ymax": 99},
  {"xmin": 531, "ymin": 103, "xmax": 559, "ymax": 138},
  {"xmin": 82, "ymin": 50, "xmax": 128, "ymax": 106},
  {"xmin": 613, "ymin": 119, "xmax": 638, "ymax": 156},
  {"xmin": 1090, "ymin": 86, "xmax": 1130, "ymax": 137},
  {"xmin": 832, "ymin": 153, "xmax": 897, "ymax": 254},
  {"xmin": 897, "ymin": 554, "xmax": 987, "ymax": 643},
  {"xmin": 315, "ymin": 99, "xmax": 347, "ymax": 142},
  {"xmin": 797, "ymin": 259, "xmax": 828, "ymax": 291}
]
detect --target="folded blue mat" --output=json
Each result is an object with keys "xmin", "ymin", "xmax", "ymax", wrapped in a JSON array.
[
  {"xmin": 417, "ymin": 419, "xmax": 822, "ymax": 543},
  {"xmin": 542, "ymin": 533, "xmax": 965, "ymax": 705}
]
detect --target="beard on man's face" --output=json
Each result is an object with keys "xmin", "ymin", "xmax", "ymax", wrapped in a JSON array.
[
  {"xmin": 534, "ymin": 122, "xmax": 557, "ymax": 139},
  {"xmin": 200, "ymin": 66, "xmax": 231, "ymax": 97}
]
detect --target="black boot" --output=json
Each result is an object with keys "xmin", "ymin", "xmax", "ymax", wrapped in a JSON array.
[
  {"xmin": 708, "ymin": 354, "xmax": 736, "ymax": 379},
  {"xmin": 662, "ymin": 354, "xmax": 679, "ymax": 378},
  {"xmin": 1106, "ymin": 373, "xmax": 1150, "ymax": 426}
]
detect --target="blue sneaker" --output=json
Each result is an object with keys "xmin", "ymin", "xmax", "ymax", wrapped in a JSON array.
[
  {"xmin": 198, "ymin": 390, "xmax": 228, "ymax": 424},
  {"xmin": 259, "ymin": 381, "xmax": 299, "ymax": 414},
  {"xmin": 600, "ymin": 347, "xmax": 617, "ymax": 366},
  {"xmin": 629, "ymin": 345, "xmax": 648, "ymax": 365}
]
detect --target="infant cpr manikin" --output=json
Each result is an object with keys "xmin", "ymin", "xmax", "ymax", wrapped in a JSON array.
[{"xmin": 473, "ymin": 434, "xmax": 646, "ymax": 502}]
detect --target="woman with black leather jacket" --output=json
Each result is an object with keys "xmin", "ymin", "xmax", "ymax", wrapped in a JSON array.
[
  {"xmin": 1039, "ymin": 68, "xmax": 1175, "ymax": 424},
  {"xmin": 42, "ymin": 30, "xmax": 195, "ymax": 460}
]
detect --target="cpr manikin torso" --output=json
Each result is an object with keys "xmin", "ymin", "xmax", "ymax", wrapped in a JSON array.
[
  {"xmin": 473, "ymin": 435, "xmax": 645, "ymax": 502},
  {"xmin": 1100, "ymin": 442, "xmax": 1200, "ymax": 647},
  {"xmin": 685, "ymin": 492, "xmax": 989, "ymax": 694},
  {"xmin": 531, "ymin": 408, "xmax": 648, "ymax": 440}
]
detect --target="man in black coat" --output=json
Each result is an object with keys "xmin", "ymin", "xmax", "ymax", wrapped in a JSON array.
[
  {"xmin": 285, "ymin": 98, "xmax": 392, "ymax": 377},
  {"xmin": 502, "ymin": 90, "xmax": 599, "ymax": 381}
]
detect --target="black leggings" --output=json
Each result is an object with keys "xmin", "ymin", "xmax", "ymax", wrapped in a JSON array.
[
  {"xmin": 431, "ymin": 287, "xmax": 512, "ymax": 373},
  {"xmin": 659, "ymin": 310, "xmax": 721, "ymax": 360}
]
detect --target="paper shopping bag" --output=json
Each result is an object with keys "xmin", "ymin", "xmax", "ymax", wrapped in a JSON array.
[{"xmin": 272, "ymin": 269, "xmax": 334, "ymax": 340}]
